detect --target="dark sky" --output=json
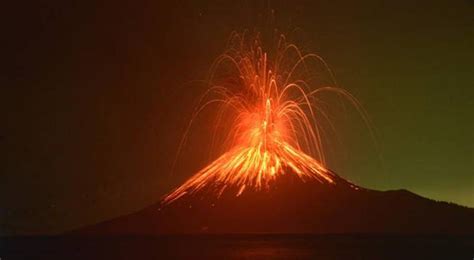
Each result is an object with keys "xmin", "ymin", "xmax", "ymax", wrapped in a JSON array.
[{"xmin": 1, "ymin": 1, "xmax": 473, "ymax": 235}]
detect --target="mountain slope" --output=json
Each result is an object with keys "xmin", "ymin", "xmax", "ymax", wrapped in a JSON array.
[{"xmin": 72, "ymin": 172, "xmax": 474, "ymax": 235}]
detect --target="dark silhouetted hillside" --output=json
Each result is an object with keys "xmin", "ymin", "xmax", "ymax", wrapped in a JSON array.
[{"xmin": 72, "ymin": 171, "xmax": 474, "ymax": 235}]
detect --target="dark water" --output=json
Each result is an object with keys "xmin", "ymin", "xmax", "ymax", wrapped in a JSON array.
[{"xmin": 1, "ymin": 235, "xmax": 473, "ymax": 259}]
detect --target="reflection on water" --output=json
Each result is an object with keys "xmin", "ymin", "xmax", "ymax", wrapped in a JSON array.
[{"xmin": 2, "ymin": 235, "xmax": 472, "ymax": 259}]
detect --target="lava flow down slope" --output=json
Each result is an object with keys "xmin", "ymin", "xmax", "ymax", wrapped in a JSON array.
[{"xmin": 73, "ymin": 32, "xmax": 474, "ymax": 235}]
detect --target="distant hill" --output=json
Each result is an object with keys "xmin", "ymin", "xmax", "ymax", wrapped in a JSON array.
[{"xmin": 72, "ymin": 171, "xmax": 474, "ymax": 235}]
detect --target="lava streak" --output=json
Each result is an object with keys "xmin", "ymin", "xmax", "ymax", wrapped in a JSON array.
[{"xmin": 163, "ymin": 32, "xmax": 366, "ymax": 204}]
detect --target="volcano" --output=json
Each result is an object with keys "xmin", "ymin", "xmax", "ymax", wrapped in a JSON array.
[
  {"xmin": 72, "ymin": 33, "xmax": 473, "ymax": 236},
  {"xmin": 72, "ymin": 171, "xmax": 473, "ymax": 235}
]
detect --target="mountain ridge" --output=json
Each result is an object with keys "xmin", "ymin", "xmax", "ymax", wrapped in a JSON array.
[{"xmin": 70, "ymin": 171, "xmax": 474, "ymax": 235}]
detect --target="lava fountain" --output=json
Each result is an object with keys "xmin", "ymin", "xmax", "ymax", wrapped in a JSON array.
[{"xmin": 163, "ymin": 32, "xmax": 370, "ymax": 204}]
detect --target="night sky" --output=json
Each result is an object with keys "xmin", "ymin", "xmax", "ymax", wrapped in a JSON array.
[{"xmin": 2, "ymin": 1, "xmax": 473, "ymax": 235}]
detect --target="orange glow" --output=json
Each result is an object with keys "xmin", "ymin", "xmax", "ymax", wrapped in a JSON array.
[{"xmin": 163, "ymin": 32, "xmax": 368, "ymax": 204}]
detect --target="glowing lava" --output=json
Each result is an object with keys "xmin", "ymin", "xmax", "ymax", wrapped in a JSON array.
[{"xmin": 163, "ymin": 32, "xmax": 367, "ymax": 204}]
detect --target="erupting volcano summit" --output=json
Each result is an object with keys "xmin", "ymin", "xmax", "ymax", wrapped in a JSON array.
[{"xmin": 164, "ymin": 32, "xmax": 367, "ymax": 204}]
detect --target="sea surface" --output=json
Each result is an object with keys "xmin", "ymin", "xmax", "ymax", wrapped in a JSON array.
[{"xmin": 1, "ymin": 234, "xmax": 472, "ymax": 259}]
